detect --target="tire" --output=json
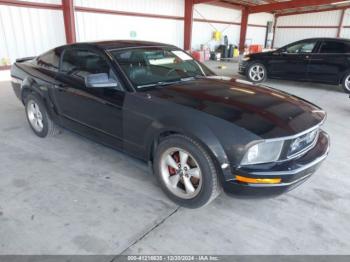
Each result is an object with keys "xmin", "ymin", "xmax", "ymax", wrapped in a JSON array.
[
  {"xmin": 341, "ymin": 72, "xmax": 350, "ymax": 94},
  {"xmin": 153, "ymin": 134, "xmax": 221, "ymax": 208},
  {"xmin": 25, "ymin": 93, "xmax": 60, "ymax": 138},
  {"xmin": 246, "ymin": 62, "xmax": 267, "ymax": 83}
]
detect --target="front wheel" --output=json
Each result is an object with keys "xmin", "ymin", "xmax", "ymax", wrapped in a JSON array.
[
  {"xmin": 247, "ymin": 63, "xmax": 267, "ymax": 83},
  {"xmin": 153, "ymin": 134, "xmax": 221, "ymax": 208},
  {"xmin": 341, "ymin": 72, "xmax": 350, "ymax": 94}
]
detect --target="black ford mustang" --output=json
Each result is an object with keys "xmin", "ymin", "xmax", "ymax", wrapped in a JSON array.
[
  {"xmin": 11, "ymin": 40, "xmax": 330, "ymax": 208},
  {"xmin": 239, "ymin": 37, "xmax": 350, "ymax": 93}
]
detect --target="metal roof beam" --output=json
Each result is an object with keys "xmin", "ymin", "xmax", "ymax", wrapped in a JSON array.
[
  {"xmin": 0, "ymin": 0, "xmax": 61, "ymax": 10},
  {"xmin": 276, "ymin": 4, "xmax": 350, "ymax": 17},
  {"xmin": 249, "ymin": 0, "xmax": 346, "ymax": 13},
  {"xmin": 206, "ymin": 1, "xmax": 243, "ymax": 10},
  {"xmin": 194, "ymin": 0, "xmax": 217, "ymax": 4}
]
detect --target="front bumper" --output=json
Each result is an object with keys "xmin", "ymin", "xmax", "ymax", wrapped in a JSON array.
[
  {"xmin": 238, "ymin": 61, "xmax": 249, "ymax": 75},
  {"xmin": 11, "ymin": 76, "xmax": 23, "ymax": 102},
  {"xmin": 223, "ymin": 130, "xmax": 330, "ymax": 198}
]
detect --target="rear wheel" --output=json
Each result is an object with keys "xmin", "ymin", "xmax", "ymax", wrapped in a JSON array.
[
  {"xmin": 342, "ymin": 72, "xmax": 350, "ymax": 93},
  {"xmin": 25, "ymin": 93, "xmax": 60, "ymax": 137},
  {"xmin": 247, "ymin": 63, "xmax": 267, "ymax": 83},
  {"xmin": 153, "ymin": 134, "xmax": 221, "ymax": 208}
]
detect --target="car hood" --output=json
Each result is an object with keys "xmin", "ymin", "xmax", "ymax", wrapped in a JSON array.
[
  {"xmin": 247, "ymin": 50, "xmax": 274, "ymax": 59},
  {"xmin": 147, "ymin": 77, "xmax": 326, "ymax": 139}
]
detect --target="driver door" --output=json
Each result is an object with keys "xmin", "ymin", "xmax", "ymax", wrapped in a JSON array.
[
  {"xmin": 268, "ymin": 40, "xmax": 319, "ymax": 80},
  {"xmin": 53, "ymin": 47, "xmax": 125, "ymax": 148}
]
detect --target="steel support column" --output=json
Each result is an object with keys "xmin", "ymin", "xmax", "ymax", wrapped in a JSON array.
[
  {"xmin": 337, "ymin": 9, "xmax": 346, "ymax": 37},
  {"xmin": 62, "ymin": 0, "xmax": 76, "ymax": 44},
  {"xmin": 272, "ymin": 15, "xmax": 278, "ymax": 48},
  {"xmin": 239, "ymin": 7, "xmax": 249, "ymax": 54},
  {"xmin": 184, "ymin": 0, "xmax": 194, "ymax": 51}
]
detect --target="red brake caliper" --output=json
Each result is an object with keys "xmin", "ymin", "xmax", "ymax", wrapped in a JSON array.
[{"xmin": 168, "ymin": 152, "xmax": 179, "ymax": 176}]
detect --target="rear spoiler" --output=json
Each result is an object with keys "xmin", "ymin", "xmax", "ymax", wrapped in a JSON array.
[{"xmin": 15, "ymin": 56, "xmax": 36, "ymax": 63}]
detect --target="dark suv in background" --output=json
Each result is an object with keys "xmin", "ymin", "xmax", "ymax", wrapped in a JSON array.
[{"xmin": 239, "ymin": 38, "xmax": 350, "ymax": 93}]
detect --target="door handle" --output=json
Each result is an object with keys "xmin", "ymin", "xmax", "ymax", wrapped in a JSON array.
[{"xmin": 305, "ymin": 55, "xmax": 310, "ymax": 59}]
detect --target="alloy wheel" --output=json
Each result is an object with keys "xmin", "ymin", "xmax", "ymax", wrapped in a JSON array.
[
  {"xmin": 249, "ymin": 65, "xmax": 265, "ymax": 82},
  {"xmin": 160, "ymin": 147, "xmax": 202, "ymax": 199},
  {"xmin": 345, "ymin": 75, "xmax": 350, "ymax": 91},
  {"xmin": 27, "ymin": 100, "xmax": 44, "ymax": 132}
]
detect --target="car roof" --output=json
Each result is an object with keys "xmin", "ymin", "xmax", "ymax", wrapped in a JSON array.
[
  {"xmin": 298, "ymin": 37, "xmax": 350, "ymax": 43},
  {"xmin": 65, "ymin": 40, "xmax": 176, "ymax": 51}
]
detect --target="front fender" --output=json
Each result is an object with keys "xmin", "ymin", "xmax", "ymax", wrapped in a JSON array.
[{"xmin": 144, "ymin": 115, "xmax": 234, "ymax": 181}]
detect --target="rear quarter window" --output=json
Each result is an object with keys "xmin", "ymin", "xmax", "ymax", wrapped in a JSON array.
[
  {"xmin": 319, "ymin": 41, "xmax": 350, "ymax": 54},
  {"xmin": 37, "ymin": 49, "xmax": 61, "ymax": 70}
]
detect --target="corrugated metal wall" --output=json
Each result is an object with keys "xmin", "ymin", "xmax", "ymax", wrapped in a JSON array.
[
  {"xmin": 0, "ymin": 0, "xmax": 273, "ymax": 65},
  {"xmin": 192, "ymin": 4, "xmax": 241, "ymax": 50},
  {"xmin": 0, "ymin": 4, "xmax": 66, "ymax": 65},
  {"xmin": 192, "ymin": 5, "xmax": 273, "ymax": 49},
  {"xmin": 75, "ymin": 0, "xmax": 184, "ymax": 16},
  {"xmin": 340, "ymin": 9, "xmax": 350, "ymax": 39},
  {"xmin": 75, "ymin": 0, "xmax": 184, "ymax": 48},
  {"xmin": 19, "ymin": 0, "xmax": 61, "ymax": 3},
  {"xmin": 75, "ymin": 1, "xmax": 272, "ymax": 51},
  {"xmin": 277, "ymin": 10, "xmax": 340, "ymax": 26},
  {"xmin": 274, "ymin": 10, "xmax": 342, "ymax": 48},
  {"xmin": 75, "ymin": 12, "xmax": 184, "ymax": 48},
  {"xmin": 274, "ymin": 28, "xmax": 338, "ymax": 47},
  {"xmin": 247, "ymin": 13, "xmax": 273, "ymax": 46}
]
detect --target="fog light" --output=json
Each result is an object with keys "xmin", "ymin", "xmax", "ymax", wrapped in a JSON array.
[{"xmin": 236, "ymin": 175, "xmax": 281, "ymax": 184}]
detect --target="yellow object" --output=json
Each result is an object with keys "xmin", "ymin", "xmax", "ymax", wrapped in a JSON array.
[
  {"xmin": 218, "ymin": 65, "xmax": 227, "ymax": 69},
  {"xmin": 1, "ymin": 58, "xmax": 6, "ymax": 66},
  {"xmin": 233, "ymin": 48, "xmax": 239, "ymax": 57},
  {"xmin": 1, "ymin": 57, "xmax": 10, "ymax": 65},
  {"xmin": 213, "ymin": 31, "xmax": 222, "ymax": 41},
  {"xmin": 235, "ymin": 175, "xmax": 281, "ymax": 184}
]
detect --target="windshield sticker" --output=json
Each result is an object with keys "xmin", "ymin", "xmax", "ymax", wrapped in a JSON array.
[
  {"xmin": 171, "ymin": 51, "xmax": 193, "ymax": 61},
  {"xmin": 149, "ymin": 58, "xmax": 175, "ymax": 65}
]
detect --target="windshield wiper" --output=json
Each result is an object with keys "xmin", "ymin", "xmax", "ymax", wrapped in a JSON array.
[
  {"xmin": 180, "ymin": 77, "xmax": 195, "ymax": 81},
  {"xmin": 137, "ymin": 76, "xmax": 201, "ymax": 89},
  {"xmin": 182, "ymin": 75, "xmax": 206, "ymax": 80},
  {"xmin": 137, "ymin": 80, "xmax": 180, "ymax": 89}
]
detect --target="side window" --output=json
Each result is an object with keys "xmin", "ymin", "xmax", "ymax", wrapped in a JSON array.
[
  {"xmin": 60, "ymin": 49, "xmax": 121, "ymax": 90},
  {"xmin": 286, "ymin": 41, "xmax": 317, "ymax": 54},
  {"xmin": 319, "ymin": 41, "xmax": 348, "ymax": 54},
  {"xmin": 37, "ymin": 49, "xmax": 61, "ymax": 70}
]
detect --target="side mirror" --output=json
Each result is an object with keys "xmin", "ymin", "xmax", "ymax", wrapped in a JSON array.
[
  {"xmin": 273, "ymin": 49, "xmax": 287, "ymax": 55},
  {"xmin": 85, "ymin": 73, "xmax": 118, "ymax": 88},
  {"xmin": 280, "ymin": 48, "xmax": 288, "ymax": 54}
]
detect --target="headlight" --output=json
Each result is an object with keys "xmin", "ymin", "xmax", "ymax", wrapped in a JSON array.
[
  {"xmin": 241, "ymin": 140, "xmax": 284, "ymax": 165},
  {"xmin": 242, "ymin": 55, "xmax": 251, "ymax": 61},
  {"xmin": 287, "ymin": 129, "xmax": 318, "ymax": 157}
]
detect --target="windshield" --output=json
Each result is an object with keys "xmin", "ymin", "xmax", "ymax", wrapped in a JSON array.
[
  {"xmin": 111, "ymin": 47, "xmax": 214, "ymax": 89},
  {"xmin": 284, "ymin": 41, "xmax": 317, "ymax": 54}
]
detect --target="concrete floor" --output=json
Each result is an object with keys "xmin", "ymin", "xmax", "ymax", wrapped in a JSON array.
[{"xmin": 0, "ymin": 62, "xmax": 350, "ymax": 255}]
